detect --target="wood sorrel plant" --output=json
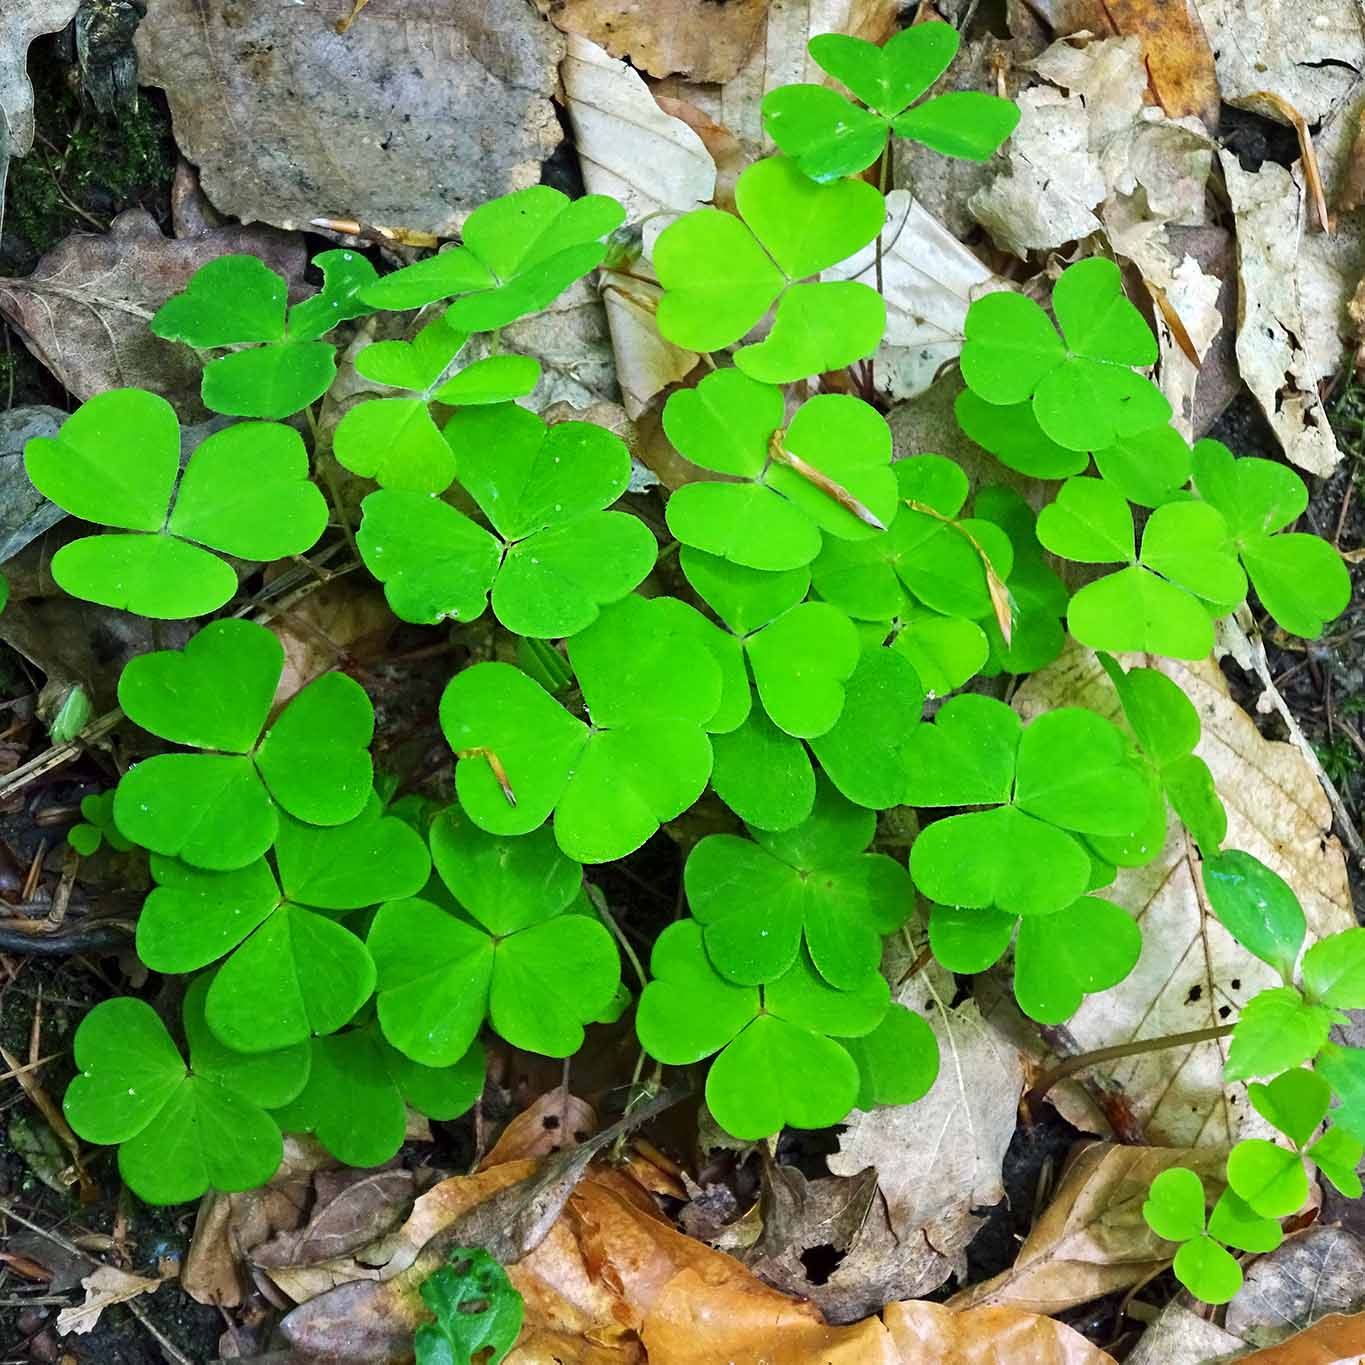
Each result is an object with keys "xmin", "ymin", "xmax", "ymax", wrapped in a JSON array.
[{"xmin": 30, "ymin": 21, "xmax": 1358, "ymax": 1307}]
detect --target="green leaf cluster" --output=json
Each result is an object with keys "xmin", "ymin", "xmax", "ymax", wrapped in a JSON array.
[
  {"xmin": 24, "ymin": 391, "xmax": 327, "ymax": 618},
  {"xmin": 68, "ymin": 791, "xmax": 133, "ymax": 857},
  {"xmin": 415, "ymin": 1248, "xmax": 524, "ymax": 1365}
]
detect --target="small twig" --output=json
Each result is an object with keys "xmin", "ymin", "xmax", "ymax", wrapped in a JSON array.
[
  {"xmin": 0, "ymin": 1053, "xmax": 57, "ymax": 1085},
  {"xmin": 45, "ymin": 849, "xmax": 79, "ymax": 932}
]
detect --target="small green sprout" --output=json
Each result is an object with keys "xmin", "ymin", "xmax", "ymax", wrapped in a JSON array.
[
  {"xmin": 654, "ymin": 157, "xmax": 885, "ymax": 382},
  {"xmin": 272, "ymin": 1019, "xmax": 484, "ymax": 1169},
  {"xmin": 113, "ymin": 619, "xmax": 375, "ymax": 869},
  {"xmin": 636, "ymin": 919, "xmax": 935, "ymax": 1139},
  {"xmin": 439, "ymin": 595, "xmax": 727, "ymax": 862},
  {"xmin": 358, "ymin": 402, "xmax": 656, "ymax": 637},
  {"xmin": 24, "ymin": 391, "xmax": 328, "ymax": 618},
  {"xmin": 359, "ymin": 185, "xmax": 625, "ymax": 328},
  {"xmin": 685, "ymin": 775, "xmax": 913, "ymax": 988},
  {"xmin": 367, "ymin": 810, "xmax": 619, "ymax": 1066},
  {"xmin": 415, "ymin": 1248, "xmax": 524, "ymax": 1365},
  {"xmin": 335, "ymin": 315, "xmax": 541, "ymax": 493},
  {"xmin": 152, "ymin": 251, "xmax": 377, "ymax": 417},
  {"xmin": 762, "ymin": 23, "xmax": 1019, "ymax": 182},
  {"xmin": 137, "ymin": 794, "xmax": 431, "ymax": 1052},
  {"xmin": 906, "ymin": 695, "xmax": 1151, "ymax": 915},
  {"xmin": 1143, "ymin": 1167, "xmax": 1282, "ymax": 1304},
  {"xmin": 63, "ymin": 978, "xmax": 310, "ymax": 1205},
  {"xmin": 663, "ymin": 371, "xmax": 898, "ymax": 569},
  {"xmin": 68, "ymin": 791, "xmax": 133, "ymax": 856},
  {"xmin": 960, "ymin": 257, "xmax": 1169, "ymax": 451}
]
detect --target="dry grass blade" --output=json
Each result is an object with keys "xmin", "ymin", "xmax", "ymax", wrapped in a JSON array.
[{"xmin": 770, "ymin": 432, "xmax": 888, "ymax": 531}]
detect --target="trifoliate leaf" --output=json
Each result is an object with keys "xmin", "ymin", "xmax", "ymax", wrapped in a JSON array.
[
  {"xmin": 202, "ymin": 341, "xmax": 339, "ymax": 419},
  {"xmin": 843, "ymin": 1004, "xmax": 940, "ymax": 1108},
  {"xmin": 1036, "ymin": 477, "xmax": 1135, "ymax": 564},
  {"xmin": 432, "ymin": 354, "xmax": 541, "ymax": 406},
  {"xmin": 1225, "ymin": 987, "xmax": 1337, "ymax": 1081},
  {"xmin": 710, "ymin": 705, "xmax": 816, "ymax": 832},
  {"xmin": 1174, "ymin": 1236, "xmax": 1243, "ymax": 1304},
  {"xmin": 151, "ymin": 254, "xmax": 286, "ymax": 346},
  {"xmin": 891, "ymin": 91, "xmax": 1020, "ymax": 159},
  {"xmin": 1247, "ymin": 1068, "xmax": 1331, "ymax": 1148},
  {"xmin": 891, "ymin": 611, "xmax": 987, "ymax": 698},
  {"xmin": 811, "ymin": 24, "xmax": 959, "ymax": 117},
  {"xmin": 334, "ymin": 399, "xmax": 456, "ymax": 493},
  {"xmin": 287, "ymin": 250, "xmax": 378, "ymax": 342},
  {"xmin": 1139, "ymin": 501, "xmax": 1245, "ymax": 608},
  {"xmin": 681, "ymin": 547, "xmax": 809, "ymax": 636},
  {"xmin": 1207, "ymin": 1189, "xmax": 1284, "ymax": 1254},
  {"xmin": 745, "ymin": 601, "xmax": 860, "ymax": 738},
  {"xmin": 762, "ymin": 85, "xmax": 888, "ymax": 181},
  {"xmin": 1067, "ymin": 566, "xmax": 1216, "ymax": 660},
  {"xmin": 901, "ymin": 693, "xmax": 1020, "ymax": 806},
  {"xmin": 1143, "ymin": 1167, "xmax": 1208, "ymax": 1243},
  {"xmin": 1093, "ymin": 424, "xmax": 1192, "ymax": 507},
  {"xmin": 954, "ymin": 389, "xmax": 1087, "ymax": 480},
  {"xmin": 1307, "ymin": 1126, "xmax": 1364, "ymax": 1198},
  {"xmin": 355, "ymin": 316, "xmax": 468, "ymax": 390},
  {"xmin": 1013, "ymin": 896, "xmax": 1141, "ymax": 1023},
  {"xmin": 1227, "ymin": 1138, "xmax": 1308, "ymax": 1217}
]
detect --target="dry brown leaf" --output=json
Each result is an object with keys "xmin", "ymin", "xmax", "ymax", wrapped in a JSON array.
[
  {"xmin": 947, "ymin": 1142, "xmax": 1225, "ymax": 1314},
  {"xmin": 481, "ymin": 1088, "xmax": 598, "ymax": 1168},
  {"xmin": 884, "ymin": 1299, "xmax": 1118, "ymax": 1363},
  {"xmin": 266, "ymin": 572, "xmax": 396, "ymax": 702},
  {"xmin": 135, "ymin": 0, "xmax": 563, "ymax": 234},
  {"xmin": 1125, "ymin": 1300, "xmax": 1246, "ymax": 1364},
  {"xmin": 826, "ymin": 988, "xmax": 1024, "ymax": 1302},
  {"xmin": 0, "ymin": 0, "xmax": 80, "ymax": 160},
  {"xmin": 0, "ymin": 209, "xmax": 305, "ymax": 418},
  {"xmin": 1235, "ymin": 1312, "xmax": 1365, "ymax": 1364},
  {"xmin": 56, "ymin": 1264, "xmax": 165, "ymax": 1336},
  {"xmin": 1226, "ymin": 1228, "xmax": 1365, "ymax": 1349},
  {"xmin": 1009, "ymin": 645, "xmax": 1354, "ymax": 1147},
  {"xmin": 535, "ymin": 0, "xmax": 769, "ymax": 83},
  {"xmin": 1198, "ymin": 0, "xmax": 1365, "ymax": 126},
  {"xmin": 823, "ymin": 191, "xmax": 1011, "ymax": 401},
  {"xmin": 0, "ymin": 406, "xmax": 65, "ymax": 564}
]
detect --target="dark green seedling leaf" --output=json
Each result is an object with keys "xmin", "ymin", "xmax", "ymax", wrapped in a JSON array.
[
  {"xmin": 843, "ymin": 1004, "xmax": 940, "ymax": 1109},
  {"xmin": 960, "ymin": 257, "xmax": 1168, "ymax": 451},
  {"xmin": 955, "ymin": 390, "xmax": 1087, "ymax": 480},
  {"xmin": 440, "ymin": 597, "xmax": 722, "ymax": 861},
  {"xmin": 69, "ymin": 791, "xmax": 133, "ymax": 856},
  {"xmin": 416, "ymin": 1248, "xmax": 524, "ymax": 1365},
  {"xmin": 809, "ymin": 646, "xmax": 924, "ymax": 809},
  {"xmin": 665, "ymin": 373, "xmax": 897, "ymax": 568},
  {"xmin": 1225, "ymin": 986, "xmax": 1339, "ymax": 1081},
  {"xmin": 25, "ymin": 391, "xmax": 327, "ymax": 617},
  {"xmin": 1193, "ymin": 438, "xmax": 1349, "ymax": 638},
  {"xmin": 1227, "ymin": 1138, "xmax": 1308, "ymax": 1218},
  {"xmin": 287, "ymin": 249, "xmax": 379, "ymax": 341},
  {"xmin": 1014, "ymin": 897, "xmax": 1141, "ymax": 1024},
  {"xmin": 1093, "ymin": 424, "xmax": 1192, "ymax": 508},
  {"xmin": 973, "ymin": 486, "xmax": 1068, "ymax": 676},
  {"xmin": 1248, "ymin": 1068, "xmax": 1332, "ymax": 1148},
  {"xmin": 1302, "ymin": 927, "xmax": 1365, "ymax": 1008},
  {"xmin": 891, "ymin": 611, "xmax": 987, "ymax": 699},
  {"xmin": 63, "ymin": 992, "xmax": 302, "ymax": 1205},
  {"xmin": 361, "ymin": 186, "xmax": 624, "ymax": 329},
  {"xmin": 686, "ymin": 775, "xmax": 912, "ymax": 988},
  {"xmin": 1142, "ymin": 1168, "xmax": 1244, "ymax": 1305},
  {"xmin": 892, "ymin": 91, "xmax": 1020, "ymax": 160},
  {"xmin": 274, "ymin": 1023, "xmax": 483, "ymax": 1168},
  {"xmin": 654, "ymin": 156, "xmax": 885, "ymax": 382},
  {"xmin": 368, "ymin": 896, "xmax": 619, "ymax": 1066},
  {"xmin": 114, "ymin": 621, "xmax": 373, "ymax": 868},
  {"xmin": 359, "ymin": 403, "xmax": 654, "ymax": 636},
  {"xmin": 1201, "ymin": 850, "xmax": 1305, "ymax": 982},
  {"xmin": 710, "ymin": 705, "xmax": 816, "ymax": 832}
]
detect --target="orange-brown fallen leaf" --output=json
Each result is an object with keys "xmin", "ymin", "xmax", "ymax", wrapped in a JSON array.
[
  {"xmin": 481, "ymin": 1089, "xmax": 598, "ymax": 1168},
  {"xmin": 1233, "ymin": 1312, "xmax": 1365, "ymax": 1364},
  {"xmin": 885, "ymin": 1300, "xmax": 1117, "ymax": 1363}
]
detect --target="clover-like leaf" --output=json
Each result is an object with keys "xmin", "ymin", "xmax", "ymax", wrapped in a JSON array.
[
  {"xmin": 1247, "ymin": 1068, "xmax": 1332, "ymax": 1148},
  {"xmin": 441, "ymin": 597, "xmax": 722, "ymax": 861},
  {"xmin": 955, "ymin": 389, "xmax": 1088, "ymax": 480},
  {"xmin": 1201, "ymin": 849, "xmax": 1305, "ymax": 981},
  {"xmin": 63, "ymin": 991, "xmax": 304, "ymax": 1205},
  {"xmin": 360, "ymin": 186, "xmax": 624, "ymax": 328},
  {"xmin": 843, "ymin": 1003, "xmax": 940, "ymax": 1108},
  {"xmin": 891, "ymin": 91, "xmax": 1020, "ymax": 160},
  {"xmin": 891, "ymin": 610, "xmax": 988, "ymax": 698},
  {"xmin": 1224, "ymin": 986, "xmax": 1337, "ymax": 1082},
  {"xmin": 1227, "ymin": 1138, "xmax": 1308, "ymax": 1217},
  {"xmin": 273, "ymin": 1021, "xmax": 484, "ymax": 1168},
  {"xmin": 960, "ymin": 258, "xmax": 1168, "ymax": 451},
  {"xmin": 1143, "ymin": 1166, "xmax": 1207, "ymax": 1243},
  {"xmin": 355, "ymin": 316, "xmax": 469, "ymax": 391},
  {"xmin": 151, "ymin": 254, "xmax": 287, "ymax": 347},
  {"xmin": 709, "ymin": 705, "xmax": 816, "ymax": 832},
  {"xmin": 114, "ymin": 621, "xmax": 374, "ymax": 868},
  {"xmin": 1014, "ymin": 896, "xmax": 1141, "ymax": 1024},
  {"xmin": 286, "ymin": 249, "xmax": 379, "ymax": 341},
  {"xmin": 368, "ymin": 895, "xmax": 619, "ymax": 1066},
  {"xmin": 686, "ymin": 775, "xmax": 912, "ymax": 988},
  {"xmin": 1143, "ymin": 1169, "xmax": 1249, "ymax": 1305},
  {"xmin": 335, "ymin": 400, "xmax": 458, "ymax": 494},
  {"xmin": 655, "ymin": 156, "xmax": 885, "ymax": 382},
  {"xmin": 1192, "ymin": 438, "xmax": 1349, "ymax": 638}
]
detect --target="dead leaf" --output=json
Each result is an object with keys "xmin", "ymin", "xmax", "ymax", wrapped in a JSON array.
[
  {"xmin": 0, "ymin": 406, "xmax": 65, "ymax": 564},
  {"xmin": 884, "ymin": 1299, "xmax": 1118, "ymax": 1363},
  {"xmin": 135, "ymin": 0, "xmax": 563, "ymax": 234},
  {"xmin": 481, "ymin": 1088, "xmax": 598, "ymax": 1168},
  {"xmin": 1008, "ymin": 645, "xmax": 1355, "ymax": 1147},
  {"xmin": 266, "ymin": 571, "xmax": 396, "ymax": 702},
  {"xmin": 825, "ymin": 191, "xmax": 1011, "ymax": 401},
  {"xmin": 947, "ymin": 1142, "xmax": 1225, "ymax": 1313},
  {"xmin": 0, "ymin": 208, "xmax": 305, "ymax": 418},
  {"xmin": 534, "ymin": 0, "xmax": 769, "ymax": 82},
  {"xmin": 0, "ymin": 1, "xmax": 80, "ymax": 159},
  {"xmin": 1234, "ymin": 1312, "xmax": 1365, "ymax": 1364},
  {"xmin": 826, "ymin": 989, "xmax": 1024, "ymax": 1302},
  {"xmin": 56, "ymin": 1264, "xmax": 164, "ymax": 1336},
  {"xmin": 1226, "ymin": 1228, "xmax": 1365, "ymax": 1349},
  {"xmin": 1198, "ymin": 0, "xmax": 1365, "ymax": 126}
]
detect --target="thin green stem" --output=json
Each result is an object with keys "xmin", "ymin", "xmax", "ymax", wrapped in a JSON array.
[{"xmin": 588, "ymin": 883, "xmax": 648, "ymax": 993}]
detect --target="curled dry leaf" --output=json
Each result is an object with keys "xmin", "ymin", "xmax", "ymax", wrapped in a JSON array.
[
  {"xmin": 823, "ymin": 191, "xmax": 1011, "ymax": 402},
  {"xmin": 826, "ymin": 990, "xmax": 1024, "ymax": 1304},
  {"xmin": 0, "ymin": 0, "xmax": 81, "ymax": 159},
  {"xmin": 135, "ymin": 0, "xmax": 563, "ymax": 234},
  {"xmin": 947, "ymin": 1142, "xmax": 1225, "ymax": 1314},
  {"xmin": 480, "ymin": 1088, "xmax": 598, "ymax": 1168},
  {"xmin": 56, "ymin": 1264, "xmax": 165, "ymax": 1336},
  {"xmin": 1010, "ymin": 645, "xmax": 1354, "ymax": 1147},
  {"xmin": 1225, "ymin": 1227, "xmax": 1365, "ymax": 1348},
  {"xmin": 534, "ymin": 0, "xmax": 770, "ymax": 83},
  {"xmin": 0, "ymin": 208, "xmax": 306, "ymax": 419}
]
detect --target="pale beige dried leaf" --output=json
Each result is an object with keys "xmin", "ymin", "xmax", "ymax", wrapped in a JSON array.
[
  {"xmin": 1125, "ymin": 1301, "xmax": 1246, "ymax": 1365},
  {"xmin": 947, "ymin": 1142, "xmax": 1225, "ymax": 1314},
  {"xmin": 0, "ymin": 209, "xmax": 305, "ymax": 419},
  {"xmin": 135, "ymin": 0, "xmax": 563, "ymax": 234},
  {"xmin": 481, "ymin": 1088, "xmax": 597, "ymax": 1168},
  {"xmin": 884, "ymin": 1299, "xmax": 1118, "ymax": 1363},
  {"xmin": 1226, "ymin": 1228, "xmax": 1365, "ymax": 1349},
  {"xmin": 823, "ymin": 191, "xmax": 1011, "ymax": 401},
  {"xmin": 534, "ymin": 0, "xmax": 769, "ymax": 82},
  {"xmin": 56, "ymin": 1264, "xmax": 164, "ymax": 1336},
  {"xmin": 1198, "ymin": 0, "xmax": 1365, "ymax": 126},
  {"xmin": 0, "ymin": 0, "xmax": 80, "ymax": 158},
  {"xmin": 827, "ymin": 989, "xmax": 1023, "ymax": 1300},
  {"xmin": 1009, "ymin": 645, "xmax": 1354, "ymax": 1147}
]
